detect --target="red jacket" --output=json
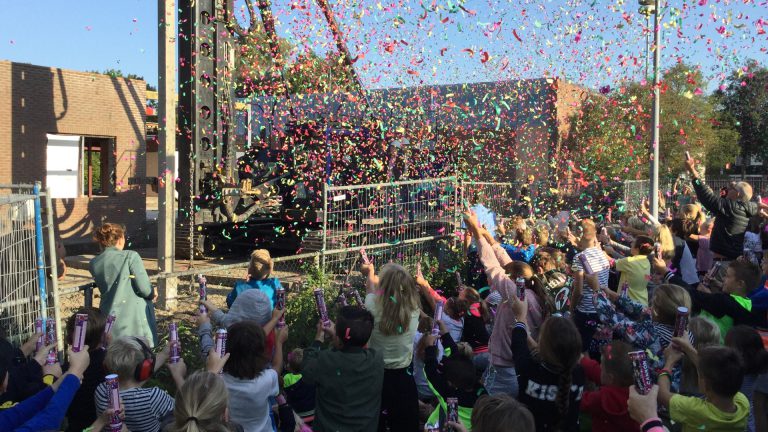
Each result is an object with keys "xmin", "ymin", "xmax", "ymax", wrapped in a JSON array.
[{"xmin": 579, "ymin": 357, "xmax": 640, "ymax": 432}]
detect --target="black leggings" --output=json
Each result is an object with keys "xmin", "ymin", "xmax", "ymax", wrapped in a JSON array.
[
  {"xmin": 574, "ymin": 310, "xmax": 599, "ymax": 354},
  {"xmin": 379, "ymin": 366, "xmax": 419, "ymax": 432}
]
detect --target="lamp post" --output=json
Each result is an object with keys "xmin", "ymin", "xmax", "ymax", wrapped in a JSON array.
[{"xmin": 639, "ymin": 0, "xmax": 661, "ymax": 219}]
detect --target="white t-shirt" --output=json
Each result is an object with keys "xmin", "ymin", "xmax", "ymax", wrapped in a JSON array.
[
  {"xmin": 366, "ymin": 293, "xmax": 420, "ymax": 369},
  {"xmin": 223, "ymin": 368, "xmax": 279, "ymax": 432}
]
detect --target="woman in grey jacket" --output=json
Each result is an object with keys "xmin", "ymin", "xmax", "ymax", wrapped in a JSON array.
[{"xmin": 89, "ymin": 223, "xmax": 157, "ymax": 346}]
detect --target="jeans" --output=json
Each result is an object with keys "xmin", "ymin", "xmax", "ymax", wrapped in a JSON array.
[{"xmin": 482, "ymin": 365, "xmax": 519, "ymax": 397}]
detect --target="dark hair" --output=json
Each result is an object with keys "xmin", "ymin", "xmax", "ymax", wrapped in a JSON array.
[
  {"xmin": 537, "ymin": 317, "xmax": 582, "ymax": 429},
  {"xmin": 728, "ymin": 260, "xmax": 761, "ymax": 292},
  {"xmin": 442, "ymin": 354, "xmax": 477, "ymax": 392},
  {"xmin": 601, "ymin": 341, "xmax": 634, "ymax": 387},
  {"xmin": 223, "ymin": 321, "xmax": 268, "ymax": 379},
  {"xmin": 725, "ymin": 326, "xmax": 768, "ymax": 376},
  {"xmin": 65, "ymin": 307, "xmax": 107, "ymax": 351},
  {"xmin": 632, "ymin": 235, "xmax": 655, "ymax": 255},
  {"xmin": 471, "ymin": 394, "xmax": 535, "ymax": 432},
  {"xmin": 335, "ymin": 306, "xmax": 374, "ymax": 348},
  {"xmin": 93, "ymin": 223, "xmax": 125, "ymax": 247},
  {"xmin": 698, "ymin": 346, "xmax": 744, "ymax": 397}
]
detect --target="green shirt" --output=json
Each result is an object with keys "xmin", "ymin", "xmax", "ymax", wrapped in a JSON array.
[
  {"xmin": 669, "ymin": 392, "xmax": 749, "ymax": 432},
  {"xmin": 701, "ymin": 295, "xmax": 752, "ymax": 342},
  {"xmin": 616, "ymin": 255, "xmax": 651, "ymax": 305}
]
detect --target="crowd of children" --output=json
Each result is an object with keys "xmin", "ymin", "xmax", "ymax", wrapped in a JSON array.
[{"xmin": 2, "ymin": 159, "xmax": 768, "ymax": 432}]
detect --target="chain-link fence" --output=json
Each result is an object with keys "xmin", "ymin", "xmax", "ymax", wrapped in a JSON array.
[{"xmin": 0, "ymin": 184, "xmax": 60, "ymax": 348}]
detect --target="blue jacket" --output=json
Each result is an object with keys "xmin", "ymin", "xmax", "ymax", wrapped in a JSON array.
[
  {"xmin": 0, "ymin": 374, "xmax": 80, "ymax": 431},
  {"xmin": 500, "ymin": 243, "xmax": 536, "ymax": 263},
  {"xmin": 749, "ymin": 276, "xmax": 768, "ymax": 310},
  {"xmin": 227, "ymin": 277, "xmax": 284, "ymax": 308}
]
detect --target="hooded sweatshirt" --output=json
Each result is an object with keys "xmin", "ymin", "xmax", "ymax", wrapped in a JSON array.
[{"xmin": 579, "ymin": 357, "xmax": 639, "ymax": 432}]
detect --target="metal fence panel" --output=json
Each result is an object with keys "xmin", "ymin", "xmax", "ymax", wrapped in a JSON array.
[
  {"xmin": 322, "ymin": 177, "xmax": 458, "ymax": 275},
  {"xmin": 0, "ymin": 184, "xmax": 58, "ymax": 347}
]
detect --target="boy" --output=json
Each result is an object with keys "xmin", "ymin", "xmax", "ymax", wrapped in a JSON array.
[
  {"xmin": 94, "ymin": 336, "xmax": 186, "ymax": 432},
  {"xmin": 579, "ymin": 341, "xmax": 639, "ymax": 432},
  {"xmin": 659, "ymin": 344, "xmax": 749, "ymax": 431},
  {"xmin": 283, "ymin": 348, "xmax": 316, "ymax": 424},
  {"xmin": 64, "ymin": 307, "xmax": 107, "ymax": 432},
  {"xmin": 690, "ymin": 260, "xmax": 765, "ymax": 339},
  {"xmin": 302, "ymin": 305, "xmax": 384, "ymax": 432}
]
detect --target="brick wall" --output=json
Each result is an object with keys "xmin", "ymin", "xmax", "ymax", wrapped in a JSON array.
[{"xmin": 0, "ymin": 61, "xmax": 146, "ymax": 245}]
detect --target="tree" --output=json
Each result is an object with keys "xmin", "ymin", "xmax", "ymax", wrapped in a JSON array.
[
  {"xmin": 565, "ymin": 63, "xmax": 739, "ymax": 181},
  {"xmin": 713, "ymin": 60, "xmax": 768, "ymax": 176},
  {"xmin": 226, "ymin": 0, "xmax": 355, "ymax": 96}
]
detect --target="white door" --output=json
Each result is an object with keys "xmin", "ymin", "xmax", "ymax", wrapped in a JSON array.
[{"xmin": 46, "ymin": 134, "xmax": 81, "ymax": 198}]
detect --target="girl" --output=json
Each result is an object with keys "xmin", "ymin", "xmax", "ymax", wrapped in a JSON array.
[
  {"xmin": 498, "ymin": 217, "xmax": 537, "ymax": 263},
  {"xmin": 571, "ymin": 219, "xmax": 611, "ymax": 353},
  {"xmin": 459, "ymin": 287, "xmax": 491, "ymax": 371},
  {"xmin": 595, "ymin": 283, "xmax": 692, "ymax": 391},
  {"xmin": 613, "ymin": 235, "xmax": 653, "ymax": 305},
  {"xmin": 362, "ymin": 263, "xmax": 421, "ymax": 432},
  {"xmin": 462, "ymin": 212, "xmax": 546, "ymax": 396},
  {"xmin": 510, "ymin": 301, "xmax": 585, "ymax": 432},
  {"xmin": 167, "ymin": 371, "xmax": 242, "ymax": 432},
  {"xmin": 227, "ymin": 249, "xmax": 284, "ymax": 308},
  {"xmin": 691, "ymin": 218, "xmax": 714, "ymax": 277},
  {"xmin": 725, "ymin": 326, "xmax": 768, "ymax": 432},
  {"xmin": 221, "ymin": 321, "xmax": 286, "ymax": 432}
]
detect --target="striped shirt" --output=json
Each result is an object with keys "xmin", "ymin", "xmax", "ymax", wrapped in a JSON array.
[
  {"xmin": 95, "ymin": 383, "xmax": 174, "ymax": 432},
  {"xmin": 572, "ymin": 247, "xmax": 611, "ymax": 314}
]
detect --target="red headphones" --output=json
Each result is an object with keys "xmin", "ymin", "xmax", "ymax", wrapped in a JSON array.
[{"xmin": 133, "ymin": 337, "xmax": 156, "ymax": 382}]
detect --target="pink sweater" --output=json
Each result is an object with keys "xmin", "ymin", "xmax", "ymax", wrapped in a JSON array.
[{"xmin": 477, "ymin": 236, "xmax": 544, "ymax": 368}]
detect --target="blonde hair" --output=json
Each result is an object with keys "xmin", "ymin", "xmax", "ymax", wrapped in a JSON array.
[
  {"xmin": 93, "ymin": 223, "xmax": 124, "ymax": 247},
  {"xmin": 247, "ymin": 249, "xmax": 273, "ymax": 281},
  {"xmin": 376, "ymin": 264, "xmax": 419, "ymax": 336},
  {"xmin": 656, "ymin": 225, "xmax": 675, "ymax": 261},
  {"xmin": 651, "ymin": 284, "xmax": 692, "ymax": 326},
  {"xmin": 169, "ymin": 371, "xmax": 232, "ymax": 432},
  {"xmin": 105, "ymin": 337, "xmax": 146, "ymax": 380}
]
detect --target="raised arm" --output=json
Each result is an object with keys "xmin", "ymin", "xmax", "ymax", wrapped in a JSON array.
[{"xmin": 361, "ymin": 263, "xmax": 379, "ymax": 294}]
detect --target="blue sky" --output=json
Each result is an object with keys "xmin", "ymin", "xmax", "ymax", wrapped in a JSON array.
[{"xmin": 0, "ymin": 0, "xmax": 765, "ymax": 92}]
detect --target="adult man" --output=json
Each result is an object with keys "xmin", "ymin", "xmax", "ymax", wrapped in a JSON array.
[{"xmin": 685, "ymin": 157, "xmax": 759, "ymax": 290}]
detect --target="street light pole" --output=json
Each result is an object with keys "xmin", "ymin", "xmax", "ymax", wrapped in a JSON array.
[
  {"xmin": 639, "ymin": 0, "xmax": 662, "ymax": 219},
  {"xmin": 649, "ymin": 0, "xmax": 661, "ymax": 219}
]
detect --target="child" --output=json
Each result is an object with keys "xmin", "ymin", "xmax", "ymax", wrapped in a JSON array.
[
  {"xmin": 571, "ymin": 219, "xmax": 611, "ymax": 353},
  {"xmin": 0, "ymin": 345, "xmax": 90, "ymax": 431},
  {"xmin": 693, "ymin": 218, "xmax": 714, "ymax": 277},
  {"xmin": 613, "ymin": 235, "xmax": 653, "ymax": 305},
  {"xmin": 680, "ymin": 316, "xmax": 721, "ymax": 396},
  {"xmin": 691, "ymin": 259, "xmax": 764, "ymax": 339},
  {"xmin": 579, "ymin": 340, "xmax": 639, "ymax": 432},
  {"xmin": 94, "ymin": 336, "xmax": 185, "ymax": 432},
  {"xmin": 748, "ymin": 255, "xmax": 768, "ymax": 309},
  {"xmin": 220, "ymin": 320, "xmax": 286, "ymax": 432},
  {"xmin": 227, "ymin": 249, "xmax": 284, "ymax": 308},
  {"xmin": 744, "ymin": 216, "xmax": 764, "ymax": 266},
  {"xmin": 725, "ymin": 326, "xmax": 768, "ymax": 432},
  {"xmin": 301, "ymin": 306, "xmax": 384, "ymax": 432},
  {"xmin": 198, "ymin": 289, "xmax": 283, "ymax": 362},
  {"xmin": 422, "ymin": 320, "xmax": 487, "ymax": 431},
  {"xmin": 283, "ymin": 348, "xmax": 316, "ymax": 424},
  {"xmin": 498, "ymin": 217, "xmax": 537, "ymax": 263},
  {"xmin": 413, "ymin": 316, "xmax": 442, "ymax": 403},
  {"xmin": 167, "ymin": 371, "xmax": 241, "ymax": 432},
  {"xmin": 458, "ymin": 287, "xmax": 491, "ymax": 371},
  {"xmin": 511, "ymin": 299, "xmax": 585, "ymax": 432},
  {"xmin": 445, "ymin": 394, "xmax": 535, "ymax": 432},
  {"xmin": 595, "ymin": 283, "xmax": 692, "ymax": 391},
  {"xmin": 658, "ymin": 344, "xmax": 750, "ymax": 431},
  {"xmin": 64, "ymin": 307, "xmax": 107, "ymax": 432}
]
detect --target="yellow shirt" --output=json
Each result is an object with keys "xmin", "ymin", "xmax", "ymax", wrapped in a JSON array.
[
  {"xmin": 669, "ymin": 392, "xmax": 750, "ymax": 432},
  {"xmin": 615, "ymin": 255, "xmax": 651, "ymax": 305}
]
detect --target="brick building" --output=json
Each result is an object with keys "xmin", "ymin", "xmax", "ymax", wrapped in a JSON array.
[{"xmin": 0, "ymin": 61, "xmax": 147, "ymax": 248}]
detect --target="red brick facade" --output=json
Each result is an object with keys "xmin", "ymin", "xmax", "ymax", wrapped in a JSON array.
[{"xmin": 0, "ymin": 61, "xmax": 146, "ymax": 245}]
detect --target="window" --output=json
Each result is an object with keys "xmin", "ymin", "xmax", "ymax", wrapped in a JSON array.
[{"xmin": 82, "ymin": 137, "xmax": 115, "ymax": 197}]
